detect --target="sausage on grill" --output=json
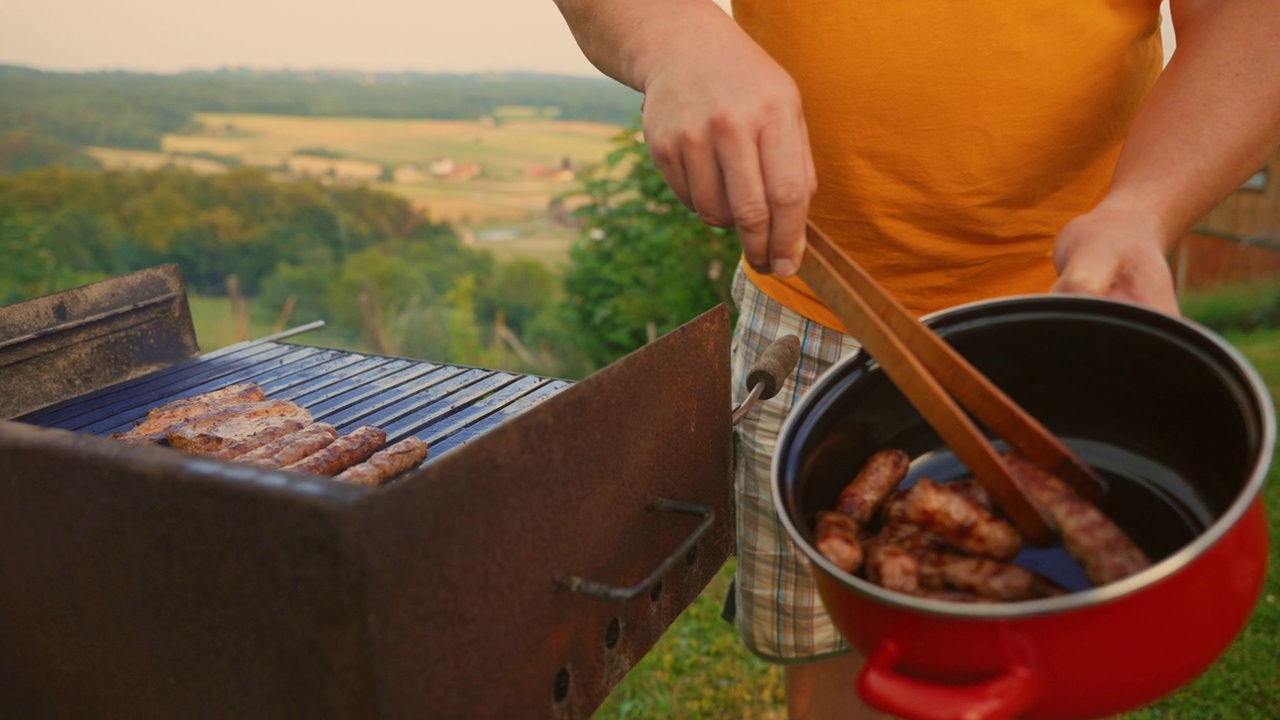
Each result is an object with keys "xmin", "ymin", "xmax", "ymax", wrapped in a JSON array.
[
  {"xmin": 235, "ymin": 422, "xmax": 339, "ymax": 468},
  {"xmin": 333, "ymin": 437, "xmax": 430, "ymax": 487},
  {"xmin": 284, "ymin": 426, "xmax": 387, "ymax": 477},
  {"xmin": 209, "ymin": 419, "xmax": 309, "ymax": 459}
]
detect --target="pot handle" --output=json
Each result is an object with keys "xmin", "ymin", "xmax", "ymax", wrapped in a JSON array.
[{"xmin": 858, "ymin": 640, "xmax": 1043, "ymax": 720}]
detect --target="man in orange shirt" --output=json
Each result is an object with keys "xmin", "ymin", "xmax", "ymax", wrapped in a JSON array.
[{"xmin": 552, "ymin": 1, "xmax": 1280, "ymax": 717}]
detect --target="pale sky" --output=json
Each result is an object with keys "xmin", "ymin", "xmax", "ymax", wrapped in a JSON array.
[
  {"xmin": 0, "ymin": 0, "xmax": 1171, "ymax": 77},
  {"xmin": 0, "ymin": 0, "xmax": 609, "ymax": 77}
]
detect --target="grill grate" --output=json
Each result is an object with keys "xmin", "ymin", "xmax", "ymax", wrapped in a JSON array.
[{"xmin": 19, "ymin": 338, "xmax": 571, "ymax": 462}]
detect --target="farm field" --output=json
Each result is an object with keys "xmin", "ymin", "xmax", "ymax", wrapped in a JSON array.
[{"xmin": 87, "ymin": 111, "xmax": 624, "ymax": 267}]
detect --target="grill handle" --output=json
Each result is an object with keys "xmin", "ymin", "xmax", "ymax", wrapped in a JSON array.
[
  {"xmin": 558, "ymin": 497, "xmax": 714, "ymax": 602},
  {"xmin": 732, "ymin": 333, "xmax": 801, "ymax": 423}
]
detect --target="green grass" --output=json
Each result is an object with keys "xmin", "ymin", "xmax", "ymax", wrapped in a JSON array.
[{"xmin": 598, "ymin": 328, "xmax": 1280, "ymax": 720}]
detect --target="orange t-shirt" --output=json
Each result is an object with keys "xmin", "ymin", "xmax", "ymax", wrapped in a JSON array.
[{"xmin": 731, "ymin": 0, "xmax": 1164, "ymax": 330}]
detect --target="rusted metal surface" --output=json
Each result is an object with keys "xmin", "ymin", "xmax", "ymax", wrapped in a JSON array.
[
  {"xmin": 0, "ymin": 264, "xmax": 199, "ymax": 420},
  {"xmin": 0, "ymin": 282, "xmax": 733, "ymax": 719}
]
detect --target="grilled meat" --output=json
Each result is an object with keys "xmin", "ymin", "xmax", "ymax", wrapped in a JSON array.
[
  {"xmin": 863, "ymin": 541, "xmax": 921, "ymax": 595},
  {"xmin": 1002, "ymin": 451, "xmax": 1151, "ymax": 585},
  {"xmin": 164, "ymin": 400, "xmax": 314, "ymax": 455},
  {"xmin": 236, "ymin": 422, "xmax": 339, "ymax": 468},
  {"xmin": 835, "ymin": 449, "xmax": 910, "ymax": 525},
  {"xmin": 111, "ymin": 382, "xmax": 266, "ymax": 443},
  {"xmin": 886, "ymin": 478, "xmax": 1023, "ymax": 561},
  {"xmin": 917, "ymin": 551, "xmax": 1066, "ymax": 601},
  {"xmin": 284, "ymin": 426, "xmax": 387, "ymax": 477},
  {"xmin": 814, "ymin": 511, "xmax": 865, "ymax": 573},
  {"xmin": 333, "ymin": 437, "xmax": 430, "ymax": 487},
  {"xmin": 208, "ymin": 419, "xmax": 309, "ymax": 459}
]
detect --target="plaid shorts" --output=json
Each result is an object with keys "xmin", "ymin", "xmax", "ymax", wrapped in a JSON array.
[{"xmin": 730, "ymin": 263, "xmax": 863, "ymax": 663}]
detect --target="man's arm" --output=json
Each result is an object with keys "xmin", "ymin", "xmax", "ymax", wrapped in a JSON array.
[
  {"xmin": 551, "ymin": 0, "xmax": 816, "ymax": 277},
  {"xmin": 1052, "ymin": 0, "xmax": 1280, "ymax": 314}
]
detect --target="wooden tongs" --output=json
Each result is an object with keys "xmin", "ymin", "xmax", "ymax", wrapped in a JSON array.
[{"xmin": 798, "ymin": 221, "xmax": 1106, "ymax": 546}]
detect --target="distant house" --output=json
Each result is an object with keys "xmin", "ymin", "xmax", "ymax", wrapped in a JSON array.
[
  {"xmin": 427, "ymin": 157, "xmax": 456, "ymax": 177},
  {"xmin": 445, "ymin": 163, "xmax": 481, "ymax": 182},
  {"xmin": 1174, "ymin": 145, "xmax": 1280, "ymax": 293}
]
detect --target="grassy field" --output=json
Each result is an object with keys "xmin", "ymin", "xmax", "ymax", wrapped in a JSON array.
[
  {"xmin": 85, "ymin": 112, "xmax": 615, "ymax": 268},
  {"xmin": 597, "ymin": 327, "xmax": 1280, "ymax": 720},
  {"xmin": 158, "ymin": 112, "xmax": 615, "ymax": 223}
]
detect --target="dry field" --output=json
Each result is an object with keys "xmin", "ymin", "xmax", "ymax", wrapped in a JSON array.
[{"xmin": 88, "ymin": 112, "xmax": 624, "ymax": 266}]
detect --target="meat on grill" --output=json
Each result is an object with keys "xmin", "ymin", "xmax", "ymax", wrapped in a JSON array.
[
  {"xmin": 333, "ymin": 437, "xmax": 430, "ymax": 487},
  {"xmin": 209, "ymin": 419, "xmax": 309, "ymax": 459},
  {"xmin": 235, "ymin": 422, "xmax": 339, "ymax": 468},
  {"xmin": 108, "ymin": 382, "xmax": 430, "ymax": 486},
  {"xmin": 110, "ymin": 382, "xmax": 267, "ymax": 443},
  {"xmin": 164, "ymin": 400, "xmax": 314, "ymax": 455},
  {"xmin": 284, "ymin": 426, "xmax": 387, "ymax": 477}
]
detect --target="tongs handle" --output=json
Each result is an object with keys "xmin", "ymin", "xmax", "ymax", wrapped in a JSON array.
[{"xmin": 798, "ymin": 221, "xmax": 1103, "ymax": 546}]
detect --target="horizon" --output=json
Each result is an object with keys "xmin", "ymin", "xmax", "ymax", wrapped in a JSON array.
[{"xmin": 0, "ymin": 0, "xmax": 616, "ymax": 80}]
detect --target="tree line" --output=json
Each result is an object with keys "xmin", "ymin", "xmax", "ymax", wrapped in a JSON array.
[{"xmin": 0, "ymin": 65, "xmax": 643, "ymax": 173}]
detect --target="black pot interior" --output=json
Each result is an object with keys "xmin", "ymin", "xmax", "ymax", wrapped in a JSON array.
[{"xmin": 778, "ymin": 296, "xmax": 1270, "ymax": 592}]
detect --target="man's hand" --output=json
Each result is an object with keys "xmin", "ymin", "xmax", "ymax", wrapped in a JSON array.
[
  {"xmin": 1051, "ymin": 199, "xmax": 1180, "ymax": 315},
  {"xmin": 640, "ymin": 33, "xmax": 816, "ymax": 277},
  {"xmin": 551, "ymin": 0, "xmax": 816, "ymax": 278}
]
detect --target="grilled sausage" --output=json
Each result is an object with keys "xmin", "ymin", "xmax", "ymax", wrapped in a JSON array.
[
  {"xmin": 874, "ymin": 521, "xmax": 947, "ymax": 556},
  {"xmin": 1001, "ymin": 451, "xmax": 1150, "ymax": 585},
  {"xmin": 942, "ymin": 478, "xmax": 994, "ymax": 511},
  {"xmin": 207, "ymin": 418, "xmax": 308, "ymax": 459},
  {"xmin": 333, "ymin": 437, "xmax": 430, "ymax": 487},
  {"xmin": 917, "ymin": 551, "xmax": 1066, "ymax": 601},
  {"xmin": 863, "ymin": 541, "xmax": 921, "ymax": 595},
  {"xmin": 284, "ymin": 426, "xmax": 387, "ymax": 477},
  {"xmin": 886, "ymin": 478, "xmax": 1023, "ymax": 561},
  {"xmin": 836, "ymin": 449, "xmax": 910, "ymax": 524},
  {"xmin": 814, "ymin": 511, "xmax": 865, "ymax": 573},
  {"xmin": 238, "ymin": 422, "xmax": 339, "ymax": 468},
  {"xmin": 111, "ymin": 382, "xmax": 266, "ymax": 443}
]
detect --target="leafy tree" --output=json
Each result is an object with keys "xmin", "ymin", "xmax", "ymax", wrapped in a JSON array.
[{"xmin": 560, "ymin": 125, "xmax": 740, "ymax": 367}]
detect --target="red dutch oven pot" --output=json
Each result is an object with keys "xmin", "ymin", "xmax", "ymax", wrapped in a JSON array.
[{"xmin": 772, "ymin": 295, "xmax": 1274, "ymax": 720}]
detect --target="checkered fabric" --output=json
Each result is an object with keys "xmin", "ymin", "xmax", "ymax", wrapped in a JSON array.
[{"xmin": 730, "ymin": 263, "xmax": 863, "ymax": 663}]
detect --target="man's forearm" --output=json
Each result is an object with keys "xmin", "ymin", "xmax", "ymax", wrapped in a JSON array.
[
  {"xmin": 551, "ymin": 0, "xmax": 741, "ymax": 92},
  {"xmin": 1103, "ymin": 0, "xmax": 1280, "ymax": 246}
]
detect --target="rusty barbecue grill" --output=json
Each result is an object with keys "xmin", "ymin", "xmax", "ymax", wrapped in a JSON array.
[{"xmin": 0, "ymin": 265, "xmax": 764, "ymax": 719}]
